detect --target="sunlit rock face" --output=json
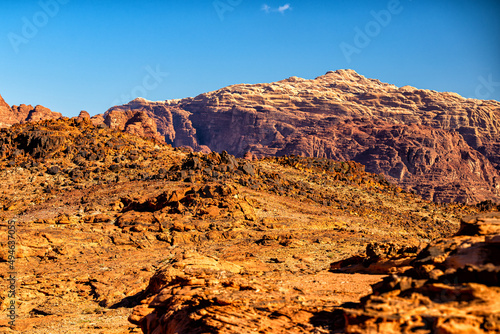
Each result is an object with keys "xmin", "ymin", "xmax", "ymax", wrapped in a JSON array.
[
  {"xmin": 0, "ymin": 93, "xmax": 62, "ymax": 129},
  {"xmin": 105, "ymin": 70, "xmax": 500, "ymax": 202}
]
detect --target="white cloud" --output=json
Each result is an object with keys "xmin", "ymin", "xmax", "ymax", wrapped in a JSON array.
[
  {"xmin": 278, "ymin": 4, "xmax": 291, "ymax": 14},
  {"xmin": 261, "ymin": 3, "xmax": 292, "ymax": 14}
]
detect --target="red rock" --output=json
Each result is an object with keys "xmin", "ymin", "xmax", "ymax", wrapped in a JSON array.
[
  {"xmin": 243, "ymin": 151, "xmax": 253, "ymax": 160},
  {"xmin": 90, "ymin": 115, "xmax": 105, "ymax": 128},
  {"xmin": 26, "ymin": 105, "xmax": 62, "ymax": 122},
  {"xmin": 458, "ymin": 213, "xmax": 500, "ymax": 236},
  {"xmin": 103, "ymin": 70, "xmax": 500, "ymax": 203},
  {"xmin": 0, "ymin": 94, "xmax": 14, "ymax": 128},
  {"xmin": 0, "ymin": 94, "xmax": 9, "ymax": 109},
  {"xmin": 104, "ymin": 98, "xmax": 202, "ymax": 149},
  {"xmin": 76, "ymin": 110, "xmax": 91, "ymax": 120},
  {"xmin": 334, "ymin": 213, "xmax": 500, "ymax": 334},
  {"xmin": 0, "ymin": 93, "xmax": 62, "ymax": 128},
  {"xmin": 0, "ymin": 117, "xmax": 491, "ymax": 334}
]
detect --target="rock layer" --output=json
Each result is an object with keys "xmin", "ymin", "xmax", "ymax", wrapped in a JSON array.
[{"xmin": 104, "ymin": 70, "xmax": 500, "ymax": 203}]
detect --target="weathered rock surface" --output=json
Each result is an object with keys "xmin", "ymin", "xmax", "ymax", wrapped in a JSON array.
[
  {"xmin": 334, "ymin": 213, "xmax": 500, "ymax": 334},
  {"xmin": 0, "ymin": 94, "xmax": 14, "ymax": 129},
  {"xmin": 0, "ymin": 94, "xmax": 9, "ymax": 109},
  {"xmin": 128, "ymin": 213, "xmax": 500, "ymax": 334},
  {"xmin": 76, "ymin": 110, "xmax": 91, "ymax": 121},
  {"xmin": 0, "ymin": 118, "xmax": 488, "ymax": 334},
  {"xmin": 104, "ymin": 98, "xmax": 203, "ymax": 149},
  {"xmin": 128, "ymin": 251, "xmax": 376, "ymax": 334},
  {"xmin": 104, "ymin": 70, "xmax": 500, "ymax": 203},
  {"xmin": 0, "ymin": 94, "xmax": 62, "ymax": 129}
]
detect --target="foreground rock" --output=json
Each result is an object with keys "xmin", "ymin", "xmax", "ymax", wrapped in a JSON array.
[
  {"xmin": 128, "ymin": 251, "xmax": 383, "ymax": 334},
  {"xmin": 0, "ymin": 118, "xmax": 484, "ymax": 333},
  {"xmin": 104, "ymin": 70, "xmax": 500, "ymax": 203},
  {"xmin": 335, "ymin": 213, "xmax": 500, "ymax": 333},
  {"xmin": 129, "ymin": 213, "xmax": 500, "ymax": 333}
]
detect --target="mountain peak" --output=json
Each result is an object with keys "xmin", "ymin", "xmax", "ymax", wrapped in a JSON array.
[
  {"xmin": 328, "ymin": 68, "xmax": 360, "ymax": 75},
  {"xmin": 322, "ymin": 69, "xmax": 364, "ymax": 79},
  {"xmin": 103, "ymin": 71, "xmax": 500, "ymax": 203},
  {"xmin": 129, "ymin": 97, "xmax": 152, "ymax": 104},
  {"xmin": 316, "ymin": 69, "xmax": 395, "ymax": 90},
  {"xmin": 0, "ymin": 93, "xmax": 10, "ymax": 109}
]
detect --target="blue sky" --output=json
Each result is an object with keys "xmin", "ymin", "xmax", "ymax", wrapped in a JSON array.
[{"xmin": 1, "ymin": 0, "xmax": 499, "ymax": 117}]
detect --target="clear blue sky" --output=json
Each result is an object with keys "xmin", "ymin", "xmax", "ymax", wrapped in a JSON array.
[{"xmin": 1, "ymin": 0, "xmax": 499, "ymax": 117}]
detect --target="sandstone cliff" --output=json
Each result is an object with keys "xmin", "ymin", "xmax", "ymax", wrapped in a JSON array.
[
  {"xmin": 103, "ymin": 70, "xmax": 500, "ymax": 203},
  {"xmin": 0, "ymin": 94, "xmax": 62, "ymax": 128},
  {"xmin": 0, "ymin": 94, "xmax": 13, "ymax": 128}
]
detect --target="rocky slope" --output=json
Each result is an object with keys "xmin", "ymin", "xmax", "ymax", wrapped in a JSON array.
[
  {"xmin": 0, "ymin": 118, "xmax": 489, "ymax": 333},
  {"xmin": 103, "ymin": 70, "xmax": 500, "ymax": 203},
  {"xmin": 333, "ymin": 213, "xmax": 500, "ymax": 333},
  {"xmin": 131, "ymin": 213, "xmax": 500, "ymax": 334},
  {"xmin": 0, "ymin": 94, "xmax": 62, "ymax": 129}
]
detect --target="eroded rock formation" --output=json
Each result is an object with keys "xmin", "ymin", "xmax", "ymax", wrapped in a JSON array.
[
  {"xmin": 129, "ymin": 213, "xmax": 500, "ymax": 334},
  {"xmin": 338, "ymin": 213, "xmax": 500, "ymax": 333},
  {"xmin": 0, "ymin": 94, "xmax": 62, "ymax": 128},
  {"xmin": 1, "ymin": 118, "xmax": 486, "ymax": 333},
  {"xmin": 1, "ymin": 118, "xmax": 498, "ymax": 333},
  {"xmin": 103, "ymin": 70, "xmax": 500, "ymax": 203}
]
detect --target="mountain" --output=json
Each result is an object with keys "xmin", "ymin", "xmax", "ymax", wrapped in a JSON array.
[
  {"xmin": 1, "ymin": 75, "xmax": 498, "ymax": 333},
  {"xmin": 0, "ymin": 93, "xmax": 62, "ymax": 128},
  {"xmin": 0, "ymin": 118, "xmax": 496, "ymax": 333},
  {"xmin": 103, "ymin": 70, "xmax": 500, "ymax": 204}
]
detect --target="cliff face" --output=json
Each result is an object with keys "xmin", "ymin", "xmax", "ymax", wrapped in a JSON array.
[
  {"xmin": 104, "ymin": 98, "xmax": 212, "ymax": 152},
  {"xmin": 0, "ymin": 94, "xmax": 13, "ymax": 128},
  {"xmin": 0, "ymin": 94, "xmax": 62, "ymax": 128},
  {"xmin": 104, "ymin": 70, "xmax": 500, "ymax": 203},
  {"xmin": 0, "ymin": 94, "xmax": 10, "ymax": 109}
]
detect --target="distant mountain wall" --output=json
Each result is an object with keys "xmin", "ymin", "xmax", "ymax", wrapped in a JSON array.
[{"xmin": 102, "ymin": 70, "xmax": 500, "ymax": 203}]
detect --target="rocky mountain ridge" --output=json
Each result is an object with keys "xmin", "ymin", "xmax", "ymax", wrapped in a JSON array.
[
  {"xmin": 2, "ymin": 70, "xmax": 500, "ymax": 204},
  {"xmin": 0, "ymin": 94, "xmax": 63, "ymax": 129},
  {"xmin": 102, "ymin": 70, "xmax": 500, "ymax": 204}
]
